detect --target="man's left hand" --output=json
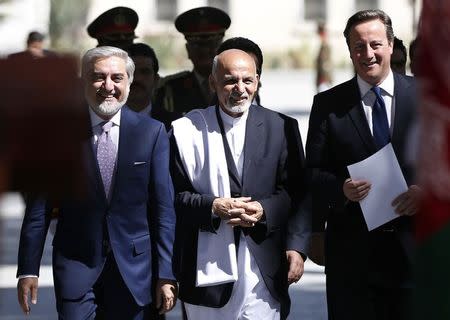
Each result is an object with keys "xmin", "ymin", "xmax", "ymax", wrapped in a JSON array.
[
  {"xmin": 155, "ymin": 279, "xmax": 178, "ymax": 314},
  {"xmin": 286, "ymin": 250, "xmax": 304, "ymax": 285},
  {"xmin": 227, "ymin": 201, "xmax": 264, "ymax": 227},
  {"xmin": 392, "ymin": 185, "xmax": 422, "ymax": 216}
]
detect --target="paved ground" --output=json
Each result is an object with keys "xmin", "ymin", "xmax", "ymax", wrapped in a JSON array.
[
  {"xmin": 0, "ymin": 69, "xmax": 357, "ymax": 319},
  {"xmin": 0, "ymin": 194, "xmax": 327, "ymax": 320}
]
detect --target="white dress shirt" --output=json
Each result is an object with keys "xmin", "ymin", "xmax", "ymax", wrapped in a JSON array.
[
  {"xmin": 89, "ymin": 107, "xmax": 121, "ymax": 155},
  {"xmin": 357, "ymin": 70, "xmax": 395, "ymax": 135},
  {"xmin": 219, "ymin": 107, "xmax": 249, "ymax": 180}
]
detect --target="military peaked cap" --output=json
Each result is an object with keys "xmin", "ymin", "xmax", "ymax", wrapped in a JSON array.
[
  {"xmin": 175, "ymin": 6, "xmax": 231, "ymax": 41},
  {"xmin": 87, "ymin": 6, "xmax": 138, "ymax": 39}
]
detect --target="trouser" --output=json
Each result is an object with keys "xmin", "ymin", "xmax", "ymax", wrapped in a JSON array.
[
  {"xmin": 326, "ymin": 275, "xmax": 412, "ymax": 320},
  {"xmin": 55, "ymin": 253, "xmax": 150, "ymax": 320}
]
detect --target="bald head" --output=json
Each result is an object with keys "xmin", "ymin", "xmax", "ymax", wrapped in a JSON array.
[
  {"xmin": 212, "ymin": 49, "xmax": 256, "ymax": 79},
  {"xmin": 210, "ymin": 49, "xmax": 258, "ymax": 117}
]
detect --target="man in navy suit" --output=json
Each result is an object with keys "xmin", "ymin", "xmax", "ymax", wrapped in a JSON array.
[
  {"xmin": 17, "ymin": 46, "xmax": 177, "ymax": 319},
  {"xmin": 306, "ymin": 10, "xmax": 420, "ymax": 320},
  {"xmin": 170, "ymin": 49, "xmax": 305, "ymax": 319}
]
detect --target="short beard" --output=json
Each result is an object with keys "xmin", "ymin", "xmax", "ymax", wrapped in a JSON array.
[
  {"xmin": 90, "ymin": 87, "xmax": 129, "ymax": 117},
  {"xmin": 223, "ymin": 99, "xmax": 251, "ymax": 115}
]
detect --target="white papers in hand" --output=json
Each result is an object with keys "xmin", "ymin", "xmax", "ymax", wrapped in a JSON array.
[{"xmin": 347, "ymin": 143, "xmax": 408, "ymax": 231}]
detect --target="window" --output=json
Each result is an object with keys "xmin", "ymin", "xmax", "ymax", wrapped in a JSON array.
[
  {"xmin": 207, "ymin": 0, "xmax": 229, "ymax": 13},
  {"xmin": 355, "ymin": 0, "xmax": 378, "ymax": 12},
  {"xmin": 156, "ymin": 0, "xmax": 177, "ymax": 21},
  {"xmin": 304, "ymin": 0, "xmax": 326, "ymax": 21}
]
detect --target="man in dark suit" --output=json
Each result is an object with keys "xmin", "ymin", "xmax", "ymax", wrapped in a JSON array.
[
  {"xmin": 170, "ymin": 49, "xmax": 302, "ymax": 319},
  {"xmin": 154, "ymin": 6, "xmax": 231, "ymax": 118},
  {"xmin": 126, "ymin": 43, "xmax": 177, "ymax": 130},
  {"xmin": 306, "ymin": 9, "xmax": 420, "ymax": 320},
  {"xmin": 17, "ymin": 46, "xmax": 177, "ymax": 319}
]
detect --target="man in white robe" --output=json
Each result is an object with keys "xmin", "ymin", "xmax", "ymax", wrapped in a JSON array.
[{"xmin": 170, "ymin": 49, "xmax": 307, "ymax": 319}]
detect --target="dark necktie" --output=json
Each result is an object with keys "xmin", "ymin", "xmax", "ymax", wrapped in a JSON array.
[
  {"xmin": 97, "ymin": 121, "xmax": 116, "ymax": 198},
  {"xmin": 371, "ymin": 86, "xmax": 390, "ymax": 149}
]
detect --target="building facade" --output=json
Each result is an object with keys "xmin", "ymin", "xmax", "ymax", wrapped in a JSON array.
[{"xmin": 1, "ymin": 0, "xmax": 421, "ymax": 67}]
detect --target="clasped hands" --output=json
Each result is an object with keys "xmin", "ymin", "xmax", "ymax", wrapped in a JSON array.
[
  {"xmin": 212, "ymin": 197, "xmax": 263, "ymax": 227},
  {"xmin": 343, "ymin": 178, "xmax": 422, "ymax": 216}
]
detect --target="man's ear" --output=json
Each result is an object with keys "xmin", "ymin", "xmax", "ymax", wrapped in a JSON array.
[
  {"xmin": 255, "ymin": 74, "xmax": 260, "ymax": 89},
  {"xmin": 186, "ymin": 43, "xmax": 192, "ymax": 60},
  {"xmin": 208, "ymin": 74, "xmax": 216, "ymax": 93}
]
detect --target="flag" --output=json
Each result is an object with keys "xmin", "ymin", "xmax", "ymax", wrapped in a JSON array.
[{"xmin": 415, "ymin": 1, "xmax": 450, "ymax": 318}]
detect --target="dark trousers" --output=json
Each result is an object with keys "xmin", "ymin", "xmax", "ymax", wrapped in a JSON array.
[
  {"xmin": 55, "ymin": 253, "xmax": 150, "ymax": 320},
  {"xmin": 326, "ymin": 275, "xmax": 412, "ymax": 320}
]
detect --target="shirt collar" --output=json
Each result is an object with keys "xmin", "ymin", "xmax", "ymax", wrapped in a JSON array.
[
  {"xmin": 89, "ymin": 107, "xmax": 122, "ymax": 129},
  {"xmin": 219, "ymin": 106, "xmax": 250, "ymax": 127},
  {"xmin": 357, "ymin": 69, "xmax": 394, "ymax": 98}
]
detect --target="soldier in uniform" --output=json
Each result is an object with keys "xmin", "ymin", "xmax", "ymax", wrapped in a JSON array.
[
  {"xmin": 315, "ymin": 22, "xmax": 333, "ymax": 93},
  {"xmin": 154, "ymin": 6, "xmax": 231, "ymax": 118},
  {"xmin": 87, "ymin": 6, "xmax": 138, "ymax": 49}
]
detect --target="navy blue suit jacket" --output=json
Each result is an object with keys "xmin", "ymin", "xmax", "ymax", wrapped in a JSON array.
[
  {"xmin": 306, "ymin": 73, "xmax": 417, "ymax": 287},
  {"xmin": 17, "ymin": 106, "xmax": 176, "ymax": 306}
]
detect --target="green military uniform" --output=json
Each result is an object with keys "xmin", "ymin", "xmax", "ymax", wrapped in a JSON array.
[
  {"xmin": 154, "ymin": 71, "xmax": 211, "ymax": 117},
  {"xmin": 315, "ymin": 22, "xmax": 333, "ymax": 92},
  {"xmin": 154, "ymin": 7, "xmax": 230, "ymax": 119}
]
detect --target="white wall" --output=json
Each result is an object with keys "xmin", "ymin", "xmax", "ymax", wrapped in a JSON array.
[
  {"xmin": 0, "ymin": 0, "xmax": 420, "ymax": 62},
  {"xmin": 0, "ymin": 0, "xmax": 50, "ymax": 55}
]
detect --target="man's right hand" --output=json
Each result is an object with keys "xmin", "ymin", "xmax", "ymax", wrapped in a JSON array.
[
  {"xmin": 212, "ymin": 197, "xmax": 252, "ymax": 220},
  {"xmin": 17, "ymin": 277, "xmax": 38, "ymax": 315},
  {"xmin": 343, "ymin": 178, "xmax": 371, "ymax": 202}
]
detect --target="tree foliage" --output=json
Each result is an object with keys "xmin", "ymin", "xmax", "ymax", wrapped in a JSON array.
[{"xmin": 49, "ymin": 0, "xmax": 90, "ymax": 51}]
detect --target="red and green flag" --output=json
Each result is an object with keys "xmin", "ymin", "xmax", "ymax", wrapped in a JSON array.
[{"xmin": 415, "ymin": 0, "xmax": 450, "ymax": 318}]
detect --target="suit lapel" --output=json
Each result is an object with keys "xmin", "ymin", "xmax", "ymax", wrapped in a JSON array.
[
  {"xmin": 83, "ymin": 134, "xmax": 106, "ymax": 199},
  {"xmin": 391, "ymin": 73, "xmax": 411, "ymax": 153},
  {"xmin": 242, "ymin": 105, "xmax": 264, "ymax": 187},
  {"xmin": 347, "ymin": 77, "xmax": 378, "ymax": 153},
  {"xmin": 215, "ymin": 106, "xmax": 242, "ymax": 189},
  {"xmin": 111, "ymin": 106, "xmax": 140, "ymax": 201},
  {"xmin": 83, "ymin": 125, "xmax": 106, "ymax": 201}
]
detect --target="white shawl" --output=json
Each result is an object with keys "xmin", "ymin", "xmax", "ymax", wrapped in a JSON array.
[{"xmin": 172, "ymin": 106, "xmax": 238, "ymax": 287}]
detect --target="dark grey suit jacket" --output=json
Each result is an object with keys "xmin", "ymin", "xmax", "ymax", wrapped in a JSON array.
[
  {"xmin": 170, "ymin": 105, "xmax": 308, "ymax": 319},
  {"xmin": 306, "ymin": 73, "xmax": 417, "ymax": 287}
]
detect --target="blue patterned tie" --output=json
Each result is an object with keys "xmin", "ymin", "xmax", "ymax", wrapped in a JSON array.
[
  {"xmin": 371, "ymin": 86, "xmax": 390, "ymax": 149},
  {"xmin": 97, "ymin": 121, "xmax": 116, "ymax": 198}
]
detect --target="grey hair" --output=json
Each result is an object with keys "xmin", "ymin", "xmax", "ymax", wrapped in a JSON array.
[
  {"xmin": 211, "ymin": 55, "xmax": 219, "ymax": 79},
  {"xmin": 81, "ymin": 46, "xmax": 135, "ymax": 83},
  {"xmin": 343, "ymin": 9, "xmax": 394, "ymax": 47}
]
